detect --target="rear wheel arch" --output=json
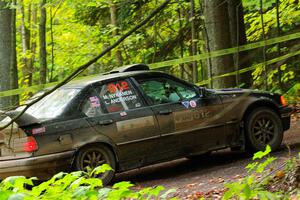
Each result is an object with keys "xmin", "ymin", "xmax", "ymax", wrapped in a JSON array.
[{"xmin": 72, "ymin": 142, "xmax": 119, "ymax": 170}]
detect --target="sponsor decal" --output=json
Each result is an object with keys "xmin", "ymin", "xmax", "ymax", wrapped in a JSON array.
[
  {"xmin": 174, "ymin": 110, "xmax": 211, "ymax": 123},
  {"xmin": 89, "ymin": 96, "xmax": 100, "ymax": 108},
  {"xmin": 135, "ymin": 102, "xmax": 141, "ymax": 108},
  {"xmin": 189, "ymin": 100, "xmax": 197, "ymax": 108},
  {"xmin": 120, "ymin": 111, "xmax": 127, "ymax": 117},
  {"xmin": 117, "ymin": 116, "xmax": 155, "ymax": 132},
  {"xmin": 181, "ymin": 101, "xmax": 190, "ymax": 108},
  {"xmin": 32, "ymin": 127, "xmax": 46, "ymax": 135}
]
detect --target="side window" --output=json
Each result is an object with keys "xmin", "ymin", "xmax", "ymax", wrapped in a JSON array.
[
  {"xmin": 98, "ymin": 79, "xmax": 144, "ymax": 113},
  {"xmin": 136, "ymin": 77, "xmax": 197, "ymax": 105},
  {"xmin": 80, "ymin": 90, "xmax": 104, "ymax": 117}
]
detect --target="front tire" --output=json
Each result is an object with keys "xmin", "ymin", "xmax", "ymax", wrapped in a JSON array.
[
  {"xmin": 245, "ymin": 107, "xmax": 283, "ymax": 152},
  {"xmin": 74, "ymin": 145, "xmax": 116, "ymax": 185}
]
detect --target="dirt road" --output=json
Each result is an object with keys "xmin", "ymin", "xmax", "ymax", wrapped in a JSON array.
[{"xmin": 115, "ymin": 119, "xmax": 300, "ymax": 198}]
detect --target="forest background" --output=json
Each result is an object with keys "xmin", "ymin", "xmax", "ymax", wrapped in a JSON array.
[{"xmin": 0, "ymin": 0, "xmax": 299, "ymax": 109}]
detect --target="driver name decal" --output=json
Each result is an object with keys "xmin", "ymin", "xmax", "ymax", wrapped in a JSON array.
[{"xmin": 102, "ymin": 81, "xmax": 138, "ymax": 106}]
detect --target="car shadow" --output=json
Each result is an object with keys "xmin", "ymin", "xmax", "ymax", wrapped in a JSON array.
[
  {"xmin": 113, "ymin": 149, "xmax": 250, "ymax": 184},
  {"xmin": 113, "ymin": 143, "xmax": 300, "ymax": 184}
]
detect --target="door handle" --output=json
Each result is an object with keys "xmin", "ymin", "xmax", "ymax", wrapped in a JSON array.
[
  {"xmin": 99, "ymin": 119, "xmax": 114, "ymax": 125},
  {"xmin": 159, "ymin": 109, "xmax": 172, "ymax": 115}
]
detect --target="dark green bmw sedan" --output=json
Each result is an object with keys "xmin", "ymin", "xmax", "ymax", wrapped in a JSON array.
[{"xmin": 0, "ymin": 64, "xmax": 292, "ymax": 184}]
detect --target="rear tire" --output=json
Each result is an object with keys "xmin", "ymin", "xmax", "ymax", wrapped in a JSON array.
[
  {"xmin": 74, "ymin": 145, "xmax": 116, "ymax": 185},
  {"xmin": 245, "ymin": 107, "xmax": 283, "ymax": 153}
]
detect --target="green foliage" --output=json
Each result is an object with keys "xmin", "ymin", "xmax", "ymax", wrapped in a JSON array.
[
  {"xmin": 285, "ymin": 83, "xmax": 300, "ymax": 103},
  {"xmin": 0, "ymin": 164, "xmax": 177, "ymax": 200},
  {"xmin": 244, "ymin": 0, "xmax": 300, "ymax": 42},
  {"xmin": 13, "ymin": 0, "xmax": 204, "ymax": 91},
  {"xmin": 244, "ymin": 0, "xmax": 300, "ymax": 93},
  {"xmin": 223, "ymin": 145, "xmax": 284, "ymax": 200},
  {"xmin": 7, "ymin": 0, "xmax": 300, "ymax": 103}
]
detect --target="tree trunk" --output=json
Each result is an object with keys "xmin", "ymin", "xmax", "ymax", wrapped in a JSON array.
[
  {"xmin": 227, "ymin": 0, "xmax": 251, "ymax": 88},
  {"xmin": 109, "ymin": 0, "xmax": 123, "ymax": 66},
  {"xmin": 39, "ymin": 0, "xmax": 47, "ymax": 84},
  {"xmin": 177, "ymin": 9, "xmax": 185, "ymax": 79},
  {"xmin": 0, "ymin": 0, "xmax": 18, "ymax": 109},
  {"xmin": 49, "ymin": 6, "xmax": 55, "ymax": 82},
  {"xmin": 30, "ymin": 4, "xmax": 37, "ymax": 85},
  {"xmin": 190, "ymin": 0, "xmax": 198, "ymax": 83},
  {"xmin": 10, "ymin": 0, "xmax": 19, "ymax": 106},
  {"xmin": 203, "ymin": 0, "xmax": 235, "ymax": 89},
  {"xmin": 19, "ymin": 0, "xmax": 33, "ymax": 86}
]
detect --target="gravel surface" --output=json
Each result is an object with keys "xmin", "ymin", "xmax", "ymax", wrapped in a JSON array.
[{"xmin": 114, "ymin": 118, "xmax": 300, "ymax": 197}]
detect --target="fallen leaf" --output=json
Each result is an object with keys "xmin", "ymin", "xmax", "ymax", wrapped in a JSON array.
[
  {"xmin": 275, "ymin": 170, "xmax": 285, "ymax": 179},
  {"xmin": 234, "ymin": 174, "xmax": 241, "ymax": 179},
  {"xmin": 217, "ymin": 178, "xmax": 224, "ymax": 183},
  {"xmin": 186, "ymin": 183, "xmax": 197, "ymax": 188}
]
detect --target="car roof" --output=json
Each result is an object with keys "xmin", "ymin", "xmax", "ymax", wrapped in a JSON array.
[{"xmin": 62, "ymin": 70, "xmax": 163, "ymax": 89}]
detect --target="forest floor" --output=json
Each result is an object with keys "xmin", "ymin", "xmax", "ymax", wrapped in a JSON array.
[{"xmin": 115, "ymin": 110, "xmax": 300, "ymax": 199}]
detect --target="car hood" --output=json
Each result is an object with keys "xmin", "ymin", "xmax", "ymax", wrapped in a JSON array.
[
  {"xmin": 208, "ymin": 88, "xmax": 268, "ymax": 95},
  {"xmin": 206, "ymin": 88, "xmax": 281, "ymax": 105}
]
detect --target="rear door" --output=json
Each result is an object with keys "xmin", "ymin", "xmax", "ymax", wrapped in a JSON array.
[
  {"xmin": 133, "ymin": 75, "xmax": 226, "ymax": 159},
  {"xmin": 82, "ymin": 78, "xmax": 160, "ymax": 170}
]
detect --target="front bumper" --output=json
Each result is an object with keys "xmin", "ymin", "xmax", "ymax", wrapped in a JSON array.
[
  {"xmin": 279, "ymin": 106, "xmax": 293, "ymax": 131},
  {"xmin": 0, "ymin": 150, "xmax": 75, "ymax": 180}
]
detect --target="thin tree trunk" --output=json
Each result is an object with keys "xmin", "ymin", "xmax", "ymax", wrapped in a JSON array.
[
  {"xmin": 199, "ymin": 0, "xmax": 212, "ymax": 86},
  {"xmin": 260, "ymin": 0, "xmax": 268, "ymax": 90},
  {"xmin": 39, "ymin": 0, "xmax": 47, "ymax": 84},
  {"xmin": 49, "ymin": 0, "xmax": 64, "ymax": 81},
  {"xmin": 276, "ymin": 0, "xmax": 282, "ymax": 90},
  {"xmin": 177, "ymin": 8, "xmax": 185, "ymax": 79},
  {"xmin": 203, "ymin": 0, "xmax": 235, "ymax": 88},
  {"xmin": 0, "ymin": 0, "xmax": 17, "ymax": 109},
  {"xmin": 10, "ymin": 0, "xmax": 19, "ymax": 106},
  {"xmin": 49, "ymin": 6, "xmax": 55, "ymax": 82},
  {"xmin": 227, "ymin": 0, "xmax": 251, "ymax": 88},
  {"xmin": 109, "ymin": 0, "xmax": 123, "ymax": 66},
  {"xmin": 29, "ymin": 4, "xmax": 37, "ymax": 86},
  {"xmin": 190, "ymin": 0, "xmax": 198, "ymax": 83},
  {"xmin": 20, "ymin": 0, "xmax": 33, "ymax": 86}
]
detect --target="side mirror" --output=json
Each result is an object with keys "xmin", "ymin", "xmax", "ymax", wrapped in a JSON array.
[{"xmin": 198, "ymin": 87, "xmax": 205, "ymax": 98}]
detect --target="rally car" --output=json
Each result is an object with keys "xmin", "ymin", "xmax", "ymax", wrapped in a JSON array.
[{"xmin": 0, "ymin": 64, "xmax": 291, "ymax": 184}]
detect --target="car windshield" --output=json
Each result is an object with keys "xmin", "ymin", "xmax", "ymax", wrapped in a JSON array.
[{"xmin": 18, "ymin": 88, "xmax": 80, "ymax": 120}]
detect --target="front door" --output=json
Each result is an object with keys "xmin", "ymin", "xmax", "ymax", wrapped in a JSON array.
[{"xmin": 133, "ymin": 75, "xmax": 226, "ymax": 159}]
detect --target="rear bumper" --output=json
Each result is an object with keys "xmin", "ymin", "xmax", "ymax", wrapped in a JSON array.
[
  {"xmin": 279, "ymin": 106, "xmax": 292, "ymax": 131},
  {"xmin": 0, "ymin": 150, "xmax": 75, "ymax": 180}
]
